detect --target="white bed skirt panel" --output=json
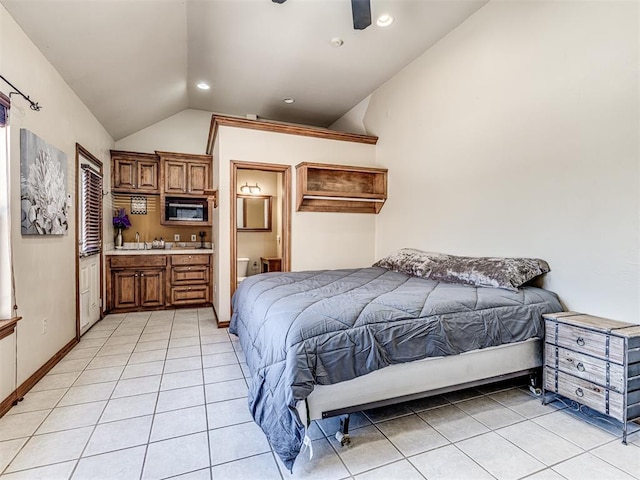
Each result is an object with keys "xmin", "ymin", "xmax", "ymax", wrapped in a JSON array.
[{"xmin": 302, "ymin": 338, "xmax": 542, "ymax": 421}]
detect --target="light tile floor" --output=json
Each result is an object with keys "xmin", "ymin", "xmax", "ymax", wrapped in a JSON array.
[{"xmin": 0, "ymin": 309, "xmax": 638, "ymax": 480}]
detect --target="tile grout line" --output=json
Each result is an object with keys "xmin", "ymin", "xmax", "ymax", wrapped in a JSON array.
[
  {"xmin": 139, "ymin": 309, "xmax": 175, "ymax": 480},
  {"xmin": 197, "ymin": 308, "xmax": 215, "ymax": 480},
  {"xmin": 70, "ymin": 311, "xmax": 149, "ymax": 480},
  {"xmin": 0, "ymin": 315, "xmax": 130, "ymax": 477}
]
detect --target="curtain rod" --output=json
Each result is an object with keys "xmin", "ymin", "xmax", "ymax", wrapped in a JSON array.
[{"xmin": 0, "ymin": 74, "xmax": 42, "ymax": 111}]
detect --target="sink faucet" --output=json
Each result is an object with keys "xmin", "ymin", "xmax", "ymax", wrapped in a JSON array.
[{"xmin": 135, "ymin": 232, "xmax": 140, "ymax": 249}]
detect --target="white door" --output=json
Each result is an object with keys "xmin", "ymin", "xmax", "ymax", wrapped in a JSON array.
[
  {"xmin": 78, "ymin": 150, "xmax": 103, "ymax": 335},
  {"xmin": 79, "ymin": 254, "xmax": 100, "ymax": 333}
]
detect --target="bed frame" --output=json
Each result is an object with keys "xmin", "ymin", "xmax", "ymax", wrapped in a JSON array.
[{"xmin": 297, "ymin": 338, "xmax": 542, "ymax": 444}]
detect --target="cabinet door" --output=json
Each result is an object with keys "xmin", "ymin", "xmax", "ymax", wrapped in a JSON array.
[
  {"xmin": 139, "ymin": 269, "xmax": 165, "ymax": 308},
  {"xmin": 164, "ymin": 161, "xmax": 187, "ymax": 194},
  {"xmin": 113, "ymin": 158, "xmax": 136, "ymax": 190},
  {"xmin": 187, "ymin": 162, "xmax": 210, "ymax": 194},
  {"xmin": 112, "ymin": 270, "xmax": 138, "ymax": 309},
  {"xmin": 137, "ymin": 161, "xmax": 159, "ymax": 193}
]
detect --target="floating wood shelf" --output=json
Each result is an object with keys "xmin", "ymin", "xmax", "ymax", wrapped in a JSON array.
[{"xmin": 296, "ymin": 162, "xmax": 387, "ymax": 214}]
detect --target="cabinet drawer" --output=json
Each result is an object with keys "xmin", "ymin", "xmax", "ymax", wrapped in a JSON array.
[
  {"xmin": 170, "ymin": 285, "xmax": 210, "ymax": 305},
  {"xmin": 545, "ymin": 345, "xmax": 624, "ymax": 392},
  {"xmin": 171, "ymin": 266, "xmax": 209, "ymax": 285},
  {"xmin": 545, "ymin": 369, "xmax": 624, "ymax": 421},
  {"xmin": 170, "ymin": 254, "xmax": 210, "ymax": 266},
  {"xmin": 545, "ymin": 320, "xmax": 625, "ymax": 364},
  {"xmin": 110, "ymin": 255, "xmax": 167, "ymax": 268}
]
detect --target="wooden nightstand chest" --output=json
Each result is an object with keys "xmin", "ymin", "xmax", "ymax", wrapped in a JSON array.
[
  {"xmin": 543, "ymin": 312, "xmax": 640, "ymax": 443},
  {"xmin": 260, "ymin": 257, "xmax": 282, "ymax": 273}
]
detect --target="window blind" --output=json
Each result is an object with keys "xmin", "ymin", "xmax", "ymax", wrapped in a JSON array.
[
  {"xmin": 80, "ymin": 164, "xmax": 102, "ymax": 257},
  {"xmin": 0, "ymin": 92, "xmax": 9, "ymax": 128}
]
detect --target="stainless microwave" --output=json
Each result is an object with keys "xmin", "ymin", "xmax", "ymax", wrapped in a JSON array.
[{"xmin": 164, "ymin": 197, "xmax": 208, "ymax": 222}]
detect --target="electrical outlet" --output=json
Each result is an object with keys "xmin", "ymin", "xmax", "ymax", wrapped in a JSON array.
[
  {"xmin": 174, "ymin": 234, "xmax": 180, "ymax": 242},
  {"xmin": 42, "ymin": 318, "xmax": 47, "ymax": 335},
  {"xmin": 191, "ymin": 234, "xmax": 197, "ymax": 242}
]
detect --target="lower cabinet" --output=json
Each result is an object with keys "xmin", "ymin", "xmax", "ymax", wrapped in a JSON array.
[
  {"xmin": 169, "ymin": 254, "xmax": 211, "ymax": 307},
  {"xmin": 106, "ymin": 253, "xmax": 212, "ymax": 313}
]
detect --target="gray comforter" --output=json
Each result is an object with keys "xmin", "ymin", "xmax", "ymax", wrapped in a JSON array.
[{"xmin": 229, "ymin": 267, "xmax": 562, "ymax": 470}]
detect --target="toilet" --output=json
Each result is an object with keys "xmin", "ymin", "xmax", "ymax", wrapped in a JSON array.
[{"xmin": 237, "ymin": 257, "xmax": 250, "ymax": 286}]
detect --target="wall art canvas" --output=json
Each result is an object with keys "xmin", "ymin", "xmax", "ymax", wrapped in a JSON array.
[{"xmin": 20, "ymin": 129, "xmax": 69, "ymax": 235}]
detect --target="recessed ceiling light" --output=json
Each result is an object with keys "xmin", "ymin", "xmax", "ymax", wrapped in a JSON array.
[
  {"xmin": 376, "ymin": 14, "xmax": 394, "ymax": 27},
  {"xmin": 197, "ymin": 82, "xmax": 210, "ymax": 90},
  {"xmin": 283, "ymin": 98, "xmax": 295, "ymax": 104}
]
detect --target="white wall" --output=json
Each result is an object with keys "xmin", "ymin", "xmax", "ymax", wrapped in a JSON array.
[
  {"xmin": 1, "ymin": 5, "xmax": 114, "ymax": 383},
  {"xmin": 115, "ymin": 109, "xmax": 212, "ymax": 154},
  {"xmin": 215, "ymin": 126, "xmax": 377, "ymax": 322},
  {"xmin": 359, "ymin": 0, "xmax": 639, "ymax": 322},
  {"xmin": 329, "ymin": 95, "xmax": 371, "ymax": 135}
]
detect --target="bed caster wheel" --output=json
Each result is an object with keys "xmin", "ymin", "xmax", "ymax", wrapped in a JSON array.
[
  {"xmin": 529, "ymin": 386, "xmax": 542, "ymax": 397},
  {"xmin": 335, "ymin": 431, "xmax": 351, "ymax": 446}
]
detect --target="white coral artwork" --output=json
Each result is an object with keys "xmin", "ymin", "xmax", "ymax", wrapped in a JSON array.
[{"xmin": 20, "ymin": 129, "xmax": 69, "ymax": 235}]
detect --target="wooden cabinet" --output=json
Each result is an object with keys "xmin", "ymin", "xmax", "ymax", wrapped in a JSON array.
[
  {"xmin": 111, "ymin": 150, "xmax": 159, "ymax": 194},
  {"xmin": 169, "ymin": 254, "xmax": 211, "ymax": 306},
  {"xmin": 106, "ymin": 253, "xmax": 212, "ymax": 313},
  {"xmin": 296, "ymin": 162, "xmax": 387, "ymax": 214},
  {"xmin": 107, "ymin": 255, "xmax": 167, "ymax": 312},
  {"xmin": 158, "ymin": 151, "xmax": 212, "ymax": 195},
  {"xmin": 261, "ymin": 257, "xmax": 282, "ymax": 273},
  {"xmin": 543, "ymin": 312, "xmax": 640, "ymax": 443}
]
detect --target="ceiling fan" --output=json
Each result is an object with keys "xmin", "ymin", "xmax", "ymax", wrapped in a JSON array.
[{"xmin": 272, "ymin": 0, "xmax": 372, "ymax": 30}]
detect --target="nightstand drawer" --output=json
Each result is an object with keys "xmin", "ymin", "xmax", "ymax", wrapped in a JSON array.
[
  {"xmin": 545, "ymin": 321, "xmax": 625, "ymax": 364},
  {"xmin": 545, "ymin": 370, "xmax": 624, "ymax": 421},
  {"xmin": 545, "ymin": 345, "xmax": 624, "ymax": 392}
]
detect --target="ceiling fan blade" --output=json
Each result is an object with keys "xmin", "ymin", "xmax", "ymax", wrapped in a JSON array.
[{"xmin": 351, "ymin": 0, "xmax": 371, "ymax": 30}]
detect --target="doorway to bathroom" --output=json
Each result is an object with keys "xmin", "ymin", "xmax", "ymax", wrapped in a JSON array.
[{"xmin": 230, "ymin": 161, "xmax": 291, "ymax": 300}]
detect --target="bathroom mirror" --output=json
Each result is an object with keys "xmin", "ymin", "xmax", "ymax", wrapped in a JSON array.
[{"xmin": 237, "ymin": 194, "xmax": 272, "ymax": 231}]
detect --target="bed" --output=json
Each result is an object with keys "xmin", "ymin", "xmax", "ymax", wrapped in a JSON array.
[{"xmin": 229, "ymin": 250, "xmax": 563, "ymax": 471}]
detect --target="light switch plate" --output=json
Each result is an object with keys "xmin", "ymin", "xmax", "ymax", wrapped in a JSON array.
[
  {"xmin": 174, "ymin": 234, "xmax": 180, "ymax": 241},
  {"xmin": 191, "ymin": 234, "xmax": 197, "ymax": 242}
]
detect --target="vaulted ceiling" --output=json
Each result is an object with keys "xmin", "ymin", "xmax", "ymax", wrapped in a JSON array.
[{"xmin": 2, "ymin": 0, "xmax": 488, "ymax": 140}]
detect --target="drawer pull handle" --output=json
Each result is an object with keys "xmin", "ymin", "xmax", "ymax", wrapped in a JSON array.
[
  {"xmin": 576, "ymin": 337, "xmax": 585, "ymax": 346},
  {"xmin": 575, "ymin": 388, "xmax": 584, "ymax": 397},
  {"xmin": 576, "ymin": 362, "xmax": 585, "ymax": 372},
  {"xmin": 593, "ymin": 387, "xmax": 601, "ymax": 393},
  {"xmin": 566, "ymin": 358, "xmax": 573, "ymax": 363}
]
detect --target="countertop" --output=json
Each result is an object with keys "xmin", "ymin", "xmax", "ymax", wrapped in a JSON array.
[{"xmin": 106, "ymin": 248, "xmax": 213, "ymax": 256}]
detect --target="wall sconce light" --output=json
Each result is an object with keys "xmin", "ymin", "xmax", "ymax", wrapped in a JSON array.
[{"xmin": 240, "ymin": 182, "xmax": 261, "ymax": 194}]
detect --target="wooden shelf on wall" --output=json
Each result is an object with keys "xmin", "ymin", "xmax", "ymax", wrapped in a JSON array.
[{"xmin": 296, "ymin": 162, "xmax": 387, "ymax": 214}]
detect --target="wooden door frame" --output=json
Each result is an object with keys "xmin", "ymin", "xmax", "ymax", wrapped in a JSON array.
[
  {"xmin": 230, "ymin": 161, "xmax": 291, "ymax": 302},
  {"xmin": 75, "ymin": 144, "xmax": 104, "ymax": 340}
]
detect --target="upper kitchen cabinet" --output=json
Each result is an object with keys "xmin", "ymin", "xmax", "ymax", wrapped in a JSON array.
[
  {"xmin": 157, "ymin": 151, "xmax": 213, "ymax": 196},
  {"xmin": 111, "ymin": 150, "xmax": 160, "ymax": 194}
]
